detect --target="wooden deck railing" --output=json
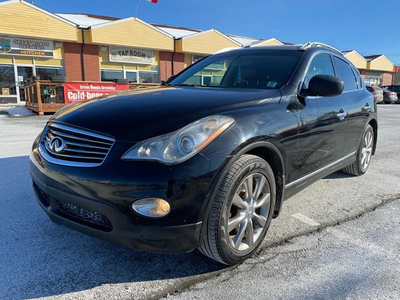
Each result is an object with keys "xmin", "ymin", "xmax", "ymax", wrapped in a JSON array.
[
  {"xmin": 25, "ymin": 81, "xmax": 160, "ymax": 116},
  {"xmin": 25, "ymin": 80, "xmax": 65, "ymax": 116}
]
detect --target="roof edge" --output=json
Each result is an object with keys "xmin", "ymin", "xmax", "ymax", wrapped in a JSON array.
[
  {"xmin": 181, "ymin": 28, "xmax": 242, "ymax": 46},
  {"xmin": 2, "ymin": 0, "xmax": 78, "ymax": 27},
  {"xmin": 91, "ymin": 16, "xmax": 174, "ymax": 39}
]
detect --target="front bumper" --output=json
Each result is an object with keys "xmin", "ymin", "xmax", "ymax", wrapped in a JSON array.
[{"xmin": 31, "ymin": 167, "xmax": 202, "ymax": 253}]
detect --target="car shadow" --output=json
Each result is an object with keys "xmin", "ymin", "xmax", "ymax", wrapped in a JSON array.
[
  {"xmin": 323, "ymin": 171, "xmax": 354, "ymax": 180},
  {"xmin": 0, "ymin": 156, "xmax": 226, "ymax": 300}
]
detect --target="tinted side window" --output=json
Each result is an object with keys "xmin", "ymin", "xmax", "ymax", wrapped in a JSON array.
[
  {"xmin": 351, "ymin": 67, "xmax": 362, "ymax": 89},
  {"xmin": 305, "ymin": 54, "xmax": 334, "ymax": 86},
  {"xmin": 333, "ymin": 57, "xmax": 357, "ymax": 92}
]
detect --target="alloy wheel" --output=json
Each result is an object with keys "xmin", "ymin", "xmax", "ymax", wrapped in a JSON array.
[
  {"xmin": 227, "ymin": 173, "xmax": 271, "ymax": 251},
  {"xmin": 361, "ymin": 130, "xmax": 373, "ymax": 171}
]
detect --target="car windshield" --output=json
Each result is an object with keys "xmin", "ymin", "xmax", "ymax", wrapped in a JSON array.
[{"xmin": 170, "ymin": 50, "xmax": 303, "ymax": 89}]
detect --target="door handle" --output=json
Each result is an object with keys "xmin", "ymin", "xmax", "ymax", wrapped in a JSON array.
[
  {"xmin": 337, "ymin": 109, "xmax": 347, "ymax": 121},
  {"xmin": 363, "ymin": 103, "xmax": 372, "ymax": 113}
]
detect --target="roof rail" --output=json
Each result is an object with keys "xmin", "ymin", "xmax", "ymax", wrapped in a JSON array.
[{"xmin": 300, "ymin": 42, "xmax": 343, "ymax": 55}]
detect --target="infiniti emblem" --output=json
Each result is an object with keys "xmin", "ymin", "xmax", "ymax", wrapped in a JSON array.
[{"xmin": 49, "ymin": 137, "xmax": 66, "ymax": 153}]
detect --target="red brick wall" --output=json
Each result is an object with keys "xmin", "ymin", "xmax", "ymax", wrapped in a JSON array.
[
  {"xmin": 64, "ymin": 43, "xmax": 100, "ymax": 82},
  {"xmin": 159, "ymin": 51, "xmax": 173, "ymax": 82},
  {"xmin": 159, "ymin": 52, "xmax": 186, "ymax": 82},
  {"xmin": 64, "ymin": 42, "xmax": 82, "ymax": 81},
  {"xmin": 83, "ymin": 44, "xmax": 100, "ymax": 81},
  {"xmin": 173, "ymin": 53, "xmax": 185, "ymax": 75},
  {"xmin": 382, "ymin": 72, "xmax": 393, "ymax": 86}
]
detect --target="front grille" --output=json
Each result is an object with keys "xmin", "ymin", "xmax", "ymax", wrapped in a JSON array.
[
  {"xmin": 56, "ymin": 199, "xmax": 113, "ymax": 231},
  {"xmin": 40, "ymin": 123, "xmax": 115, "ymax": 167}
]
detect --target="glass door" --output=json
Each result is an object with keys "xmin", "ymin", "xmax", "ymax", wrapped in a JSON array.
[
  {"xmin": 0, "ymin": 64, "xmax": 17, "ymax": 103},
  {"xmin": 16, "ymin": 66, "xmax": 33, "ymax": 102}
]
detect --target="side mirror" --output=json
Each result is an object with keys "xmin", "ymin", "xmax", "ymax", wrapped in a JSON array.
[{"xmin": 303, "ymin": 75, "xmax": 344, "ymax": 97}]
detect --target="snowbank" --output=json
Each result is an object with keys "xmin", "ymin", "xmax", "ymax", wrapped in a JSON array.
[{"xmin": 1, "ymin": 106, "xmax": 35, "ymax": 117}]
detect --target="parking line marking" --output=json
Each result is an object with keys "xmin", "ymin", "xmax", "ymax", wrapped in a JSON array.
[{"xmin": 291, "ymin": 213, "xmax": 321, "ymax": 227}]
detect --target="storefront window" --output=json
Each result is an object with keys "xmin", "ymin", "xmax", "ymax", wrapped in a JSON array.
[
  {"xmin": 126, "ymin": 71, "xmax": 138, "ymax": 83},
  {"xmin": 36, "ymin": 67, "xmax": 65, "ymax": 80},
  {"xmin": 101, "ymin": 70, "xmax": 124, "ymax": 82},
  {"xmin": 364, "ymin": 71, "xmax": 383, "ymax": 87},
  {"xmin": 184, "ymin": 75, "xmax": 202, "ymax": 85},
  {"xmin": 138, "ymin": 71, "xmax": 159, "ymax": 83},
  {"xmin": 0, "ymin": 65, "xmax": 16, "ymax": 95}
]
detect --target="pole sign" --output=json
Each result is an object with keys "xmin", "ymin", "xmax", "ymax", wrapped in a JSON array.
[
  {"xmin": 0, "ymin": 37, "xmax": 54, "ymax": 57},
  {"xmin": 64, "ymin": 83, "xmax": 130, "ymax": 104},
  {"xmin": 109, "ymin": 46, "xmax": 153, "ymax": 64}
]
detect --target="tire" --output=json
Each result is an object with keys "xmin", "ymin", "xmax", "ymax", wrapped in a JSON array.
[
  {"xmin": 342, "ymin": 124, "xmax": 374, "ymax": 176},
  {"xmin": 199, "ymin": 154, "xmax": 276, "ymax": 265}
]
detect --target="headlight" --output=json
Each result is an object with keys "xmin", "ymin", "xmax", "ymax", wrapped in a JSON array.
[{"xmin": 122, "ymin": 115, "xmax": 234, "ymax": 164}]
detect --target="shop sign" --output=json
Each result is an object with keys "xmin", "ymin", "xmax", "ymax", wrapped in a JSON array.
[
  {"xmin": 64, "ymin": 83, "xmax": 130, "ymax": 104},
  {"xmin": 109, "ymin": 46, "xmax": 153, "ymax": 64},
  {"xmin": 0, "ymin": 37, "xmax": 54, "ymax": 57}
]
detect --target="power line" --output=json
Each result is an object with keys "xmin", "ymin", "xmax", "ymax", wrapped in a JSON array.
[
  {"xmin": 105, "ymin": 0, "xmax": 135, "ymax": 15},
  {"xmin": 90, "ymin": 0, "xmax": 118, "ymax": 14}
]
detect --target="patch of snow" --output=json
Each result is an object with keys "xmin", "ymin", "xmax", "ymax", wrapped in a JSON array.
[
  {"xmin": 56, "ymin": 13, "xmax": 111, "ymax": 27},
  {"xmin": 155, "ymin": 26, "xmax": 198, "ymax": 38},
  {"xmin": 229, "ymin": 35, "xmax": 261, "ymax": 47},
  {"xmin": 6, "ymin": 106, "xmax": 35, "ymax": 117}
]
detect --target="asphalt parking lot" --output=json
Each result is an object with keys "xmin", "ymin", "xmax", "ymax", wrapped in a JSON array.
[{"xmin": 0, "ymin": 105, "xmax": 399, "ymax": 300}]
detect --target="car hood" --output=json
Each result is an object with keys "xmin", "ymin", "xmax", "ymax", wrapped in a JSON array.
[{"xmin": 50, "ymin": 86, "xmax": 281, "ymax": 142}]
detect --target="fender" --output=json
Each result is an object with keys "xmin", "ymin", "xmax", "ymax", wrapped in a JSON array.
[{"xmin": 198, "ymin": 139, "xmax": 287, "ymax": 243}]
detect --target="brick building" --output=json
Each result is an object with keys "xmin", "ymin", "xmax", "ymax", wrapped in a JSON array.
[
  {"xmin": 343, "ymin": 51, "xmax": 397, "ymax": 87},
  {"xmin": 0, "ymin": 0, "xmax": 397, "ymax": 104}
]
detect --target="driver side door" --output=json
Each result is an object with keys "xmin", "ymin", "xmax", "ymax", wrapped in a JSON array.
[{"xmin": 292, "ymin": 54, "xmax": 347, "ymax": 185}]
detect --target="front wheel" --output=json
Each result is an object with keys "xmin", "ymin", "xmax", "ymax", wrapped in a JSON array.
[
  {"xmin": 199, "ymin": 155, "xmax": 276, "ymax": 265},
  {"xmin": 342, "ymin": 124, "xmax": 374, "ymax": 176}
]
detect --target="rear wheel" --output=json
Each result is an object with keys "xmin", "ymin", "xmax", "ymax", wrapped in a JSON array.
[
  {"xmin": 199, "ymin": 155, "xmax": 276, "ymax": 265},
  {"xmin": 342, "ymin": 124, "xmax": 374, "ymax": 176}
]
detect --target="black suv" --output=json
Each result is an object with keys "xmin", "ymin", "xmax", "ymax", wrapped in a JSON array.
[{"xmin": 30, "ymin": 43, "xmax": 377, "ymax": 265}]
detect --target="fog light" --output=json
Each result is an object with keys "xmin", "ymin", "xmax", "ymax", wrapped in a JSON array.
[{"xmin": 132, "ymin": 198, "xmax": 170, "ymax": 218}]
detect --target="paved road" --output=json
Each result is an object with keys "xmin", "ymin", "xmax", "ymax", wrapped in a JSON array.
[
  {"xmin": 0, "ymin": 105, "xmax": 399, "ymax": 300},
  {"xmin": 165, "ymin": 200, "xmax": 400, "ymax": 300}
]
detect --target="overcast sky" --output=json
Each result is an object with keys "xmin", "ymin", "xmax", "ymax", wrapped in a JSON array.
[{"xmin": 7, "ymin": 0, "xmax": 400, "ymax": 64}]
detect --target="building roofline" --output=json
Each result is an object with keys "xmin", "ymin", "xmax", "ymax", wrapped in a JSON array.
[
  {"xmin": 0, "ymin": 0, "xmax": 78, "ymax": 27},
  {"xmin": 150, "ymin": 22, "xmax": 201, "ymax": 33},
  {"xmin": 180, "ymin": 28, "xmax": 242, "ymax": 46},
  {"xmin": 57, "ymin": 12, "xmax": 120, "ymax": 22},
  {"xmin": 90, "ymin": 16, "xmax": 174, "ymax": 38},
  {"xmin": 364, "ymin": 54, "xmax": 390, "ymax": 62},
  {"xmin": 251, "ymin": 37, "xmax": 283, "ymax": 46},
  {"xmin": 343, "ymin": 50, "xmax": 367, "ymax": 61}
]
